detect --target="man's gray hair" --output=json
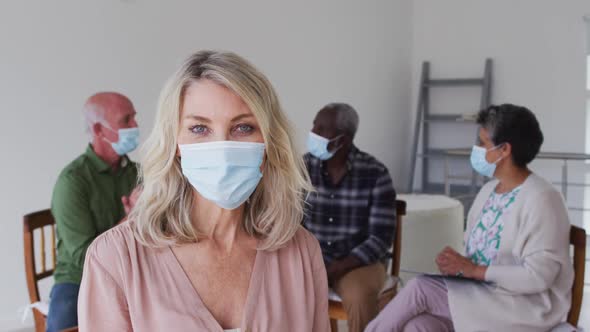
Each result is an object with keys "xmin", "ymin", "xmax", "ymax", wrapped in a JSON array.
[{"xmin": 325, "ymin": 103, "xmax": 359, "ymax": 138}]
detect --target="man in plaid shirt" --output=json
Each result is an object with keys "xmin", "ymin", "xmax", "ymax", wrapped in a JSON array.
[{"xmin": 304, "ymin": 103, "xmax": 397, "ymax": 332}]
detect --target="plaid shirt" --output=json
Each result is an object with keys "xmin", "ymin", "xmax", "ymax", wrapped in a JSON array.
[{"xmin": 303, "ymin": 146, "xmax": 396, "ymax": 265}]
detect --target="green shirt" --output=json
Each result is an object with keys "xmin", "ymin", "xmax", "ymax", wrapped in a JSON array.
[{"xmin": 51, "ymin": 144, "xmax": 138, "ymax": 284}]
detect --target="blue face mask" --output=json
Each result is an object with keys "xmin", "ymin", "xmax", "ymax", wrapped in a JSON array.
[
  {"xmin": 307, "ymin": 132, "xmax": 342, "ymax": 160},
  {"xmin": 470, "ymin": 145, "xmax": 503, "ymax": 178},
  {"xmin": 104, "ymin": 127, "xmax": 140, "ymax": 156},
  {"xmin": 179, "ymin": 141, "xmax": 265, "ymax": 210}
]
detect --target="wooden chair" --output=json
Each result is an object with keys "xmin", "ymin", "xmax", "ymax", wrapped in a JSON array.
[
  {"xmin": 24, "ymin": 209, "xmax": 79, "ymax": 332},
  {"xmin": 568, "ymin": 225, "xmax": 586, "ymax": 327},
  {"xmin": 24, "ymin": 209, "xmax": 55, "ymax": 332},
  {"xmin": 328, "ymin": 200, "xmax": 407, "ymax": 332}
]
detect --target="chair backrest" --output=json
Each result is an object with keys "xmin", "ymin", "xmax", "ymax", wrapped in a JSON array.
[
  {"xmin": 568, "ymin": 225, "xmax": 586, "ymax": 326},
  {"xmin": 391, "ymin": 200, "xmax": 407, "ymax": 277},
  {"xmin": 23, "ymin": 209, "xmax": 56, "ymax": 331}
]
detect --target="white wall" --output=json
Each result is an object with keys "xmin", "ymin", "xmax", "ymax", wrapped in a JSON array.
[
  {"xmin": 5, "ymin": 0, "xmax": 589, "ymax": 329},
  {"xmin": 412, "ymin": 0, "xmax": 590, "ymax": 152},
  {"xmin": 0, "ymin": 0, "xmax": 412, "ymax": 329},
  {"xmin": 410, "ymin": 0, "xmax": 590, "ymax": 225}
]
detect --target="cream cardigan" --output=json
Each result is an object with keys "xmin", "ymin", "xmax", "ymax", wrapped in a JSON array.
[{"xmin": 446, "ymin": 174, "xmax": 574, "ymax": 332}]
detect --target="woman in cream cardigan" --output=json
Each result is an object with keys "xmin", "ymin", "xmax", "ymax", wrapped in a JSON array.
[{"xmin": 367, "ymin": 104, "xmax": 573, "ymax": 332}]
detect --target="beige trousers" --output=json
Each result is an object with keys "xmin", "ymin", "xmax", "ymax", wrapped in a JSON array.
[{"xmin": 334, "ymin": 263, "xmax": 387, "ymax": 332}]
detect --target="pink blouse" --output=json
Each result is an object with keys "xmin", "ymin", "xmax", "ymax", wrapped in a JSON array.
[{"xmin": 78, "ymin": 222, "xmax": 330, "ymax": 331}]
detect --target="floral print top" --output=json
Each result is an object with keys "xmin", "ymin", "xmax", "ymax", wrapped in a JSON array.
[{"xmin": 465, "ymin": 186, "xmax": 521, "ymax": 266}]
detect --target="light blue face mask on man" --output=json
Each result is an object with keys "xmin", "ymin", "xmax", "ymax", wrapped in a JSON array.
[
  {"xmin": 104, "ymin": 127, "xmax": 140, "ymax": 156},
  {"xmin": 307, "ymin": 132, "xmax": 342, "ymax": 160},
  {"xmin": 179, "ymin": 140, "xmax": 265, "ymax": 210},
  {"xmin": 470, "ymin": 145, "xmax": 503, "ymax": 178}
]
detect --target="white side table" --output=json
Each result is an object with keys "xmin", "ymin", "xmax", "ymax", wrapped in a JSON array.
[{"xmin": 397, "ymin": 194, "xmax": 464, "ymax": 283}]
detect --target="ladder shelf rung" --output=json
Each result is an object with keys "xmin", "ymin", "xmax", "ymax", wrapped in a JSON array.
[
  {"xmin": 424, "ymin": 78, "xmax": 484, "ymax": 87},
  {"xmin": 424, "ymin": 114, "xmax": 475, "ymax": 123}
]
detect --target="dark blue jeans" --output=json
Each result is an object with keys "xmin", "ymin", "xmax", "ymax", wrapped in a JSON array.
[{"xmin": 46, "ymin": 283, "xmax": 79, "ymax": 332}]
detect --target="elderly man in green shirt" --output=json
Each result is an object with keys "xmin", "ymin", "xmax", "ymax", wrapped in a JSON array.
[{"xmin": 47, "ymin": 92, "xmax": 140, "ymax": 332}]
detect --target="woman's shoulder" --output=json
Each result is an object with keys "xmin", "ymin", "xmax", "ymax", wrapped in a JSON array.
[
  {"xmin": 525, "ymin": 173, "xmax": 559, "ymax": 191},
  {"xmin": 266, "ymin": 226, "xmax": 324, "ymax": 273},
  {"xmin": 275, "ymin": 226, "xmax": 321, "ymax": 256},
  {"xmin": 86, "ymin": 221, "xmax": 138, "ymax": 269},
  {"xmin": 516, "ymin": 174, "xmax": 570, "ymax": 230},
  {"xmin": 479, "ymin": 174, "xmax": 561, "ymax": 200},
  {"xmin": 521, "ymin": 173, "xmax": 565, "ymax": 202},
  {"xmin": 293, "ymin": 226, "xmax": 321, "ymax": 247}
]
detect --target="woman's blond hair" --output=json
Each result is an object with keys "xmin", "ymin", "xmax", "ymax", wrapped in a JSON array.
[{"xmin": 130, "ymin": 50, "xmax": 312, "ymax": 250}]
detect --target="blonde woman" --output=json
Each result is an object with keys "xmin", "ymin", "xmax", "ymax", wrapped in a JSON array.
[{"xmin": 77, "ymin": 51, "xmax": 330, "ymax": 331}]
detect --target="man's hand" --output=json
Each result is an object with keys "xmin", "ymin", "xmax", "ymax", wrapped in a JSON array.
[
  {"xmin": 326, "ymin": 261, "xmax": 347, "ymax": 286},
  {"xmin": 435, "ymin": 246, "xmax": 486, "ymax": 280},
  {"xmin": 122, "ymin": 186, "xmax": 142, "ymax": 216},
  {"xmin": 326, "ymin": 256, "xmax": 363, "ymax": 286}
]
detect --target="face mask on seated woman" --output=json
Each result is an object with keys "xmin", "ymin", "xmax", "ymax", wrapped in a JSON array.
[{"xmin": 469, "ymin": 144, "xmax": 504, "ymax": 178}]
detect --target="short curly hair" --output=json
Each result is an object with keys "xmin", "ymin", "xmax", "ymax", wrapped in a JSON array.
[{"xmin": 476, "ymin": 104, "xmax": 544, "ymax": 167}]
